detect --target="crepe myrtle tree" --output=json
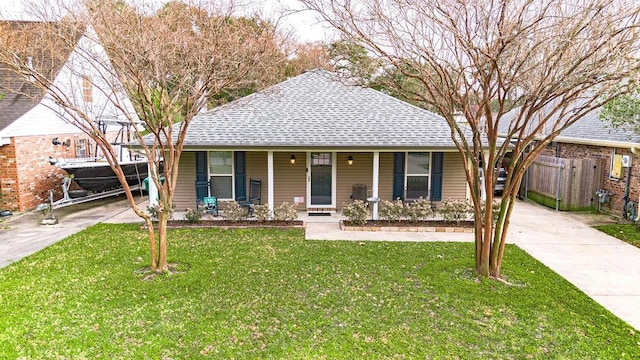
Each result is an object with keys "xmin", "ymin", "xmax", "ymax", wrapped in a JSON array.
[
  {"xmin": 0, "ymin": 0, "xmax": 287, "ymax": 273},
  {"xmin": 301, "ymin": 0, "xmax": 640, "ymax": 278}
]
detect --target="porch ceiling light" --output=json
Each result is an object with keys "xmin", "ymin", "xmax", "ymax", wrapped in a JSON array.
[
  {"xmin": 290, "ymin": 154, "xmax": 296, "ymax": 165},
  {"xmin": 347, "ymin": 155, "xmax": 354, "ymax": 166}
]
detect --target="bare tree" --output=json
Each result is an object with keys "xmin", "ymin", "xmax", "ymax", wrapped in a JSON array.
[
  {"xmin": 300, "ymin": 0, "xmax": 640, "ymax": 277},
  {"xmin": 0, "ymin": 0, "xmax": 287, "ymax": 273}
]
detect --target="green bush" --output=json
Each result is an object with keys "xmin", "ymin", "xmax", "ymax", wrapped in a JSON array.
[
  {"xmin": 379, "ymin": 199, "xmax": 406, "ymax": 221},
  {"xmin": 439, "ymin": 199, "xmax": 471, "ymax": 224},
  {"xmin": 183, "ymin": 208, "xmax": 202, "ymax": 223},
  {"xmin": 273, "ymin": 202, "xmax": 298, "ymax": 221},
  {"xmin": 479, "ymin": 201, "xmax": 502, "ymax": 226},
  {"xmin": 251, "ymin": 204, "xmax": 271, "ymax": 222},
  {"xmin": 342, "ymin": 200, "xmax": 369, "ymax": 225},
  {"xmin": 223, "ymin": 201, "xmax": 248, "ymax": 222},
  {"xmin": 406, "ymin": 197, "xmax": 434, "ymax": 222}
]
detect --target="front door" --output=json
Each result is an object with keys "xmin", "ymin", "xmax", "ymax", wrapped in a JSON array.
[{"xmin": 308, "ymin": 152, "xmax": 335, "ymax": 207}]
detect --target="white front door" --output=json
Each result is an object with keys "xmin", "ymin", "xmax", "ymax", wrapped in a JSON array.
[{"xmin": 307, "ymin": 152, "xmax": 336, "ymax": 208}]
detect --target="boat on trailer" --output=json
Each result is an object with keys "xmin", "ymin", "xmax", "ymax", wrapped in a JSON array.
[
  {"xmin": 48, "ymin": 119, "xmax": 153, "ymax": 202},
  {"xmin": 55, "ymin": 150, "xmax": 148, "ymax": 192}
]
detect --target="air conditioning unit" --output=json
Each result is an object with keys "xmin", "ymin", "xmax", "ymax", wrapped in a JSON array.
[{"xmin": 621, "ymin": 155, "xmax": 632, "ymax": 168}]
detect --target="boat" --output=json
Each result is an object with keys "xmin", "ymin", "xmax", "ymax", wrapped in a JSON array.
[
  {"xmin": 54, "ymin": 153, "xmax": 149, "ymax": 192},
  {"xmin": 50, "ymin": 119, "xmax": 153, "ymax": 193}
]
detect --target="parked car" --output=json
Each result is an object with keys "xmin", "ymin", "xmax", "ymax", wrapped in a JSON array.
[
  {"xmin": 479, "ymin": 167, "xmax": 507, "ymax": 195},
  {"xmin": 494, "ymin": 167, "xmax": 507, "ymax": 195}
]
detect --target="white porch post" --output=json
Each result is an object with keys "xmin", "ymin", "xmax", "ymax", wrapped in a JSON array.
[
  {"xmin": 148, "ymin": 163, "xmax": 159, "ymax": 208},
  {"xmin": 372, "ymin": 151, "xmax": 380, "ymax": 220},
  {"xmin": 267, "ymin": 151, "xmax": 274, "ymax": 217}
]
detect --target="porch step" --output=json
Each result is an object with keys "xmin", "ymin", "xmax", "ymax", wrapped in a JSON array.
[{"xmin": 307, "ymin": 208, "xmax": 336, "ymax": 216}]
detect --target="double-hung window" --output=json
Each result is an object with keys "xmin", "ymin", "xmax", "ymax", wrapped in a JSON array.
[
  {"xmin": 406, "ymin": 152, "xmax": 431, "ymax": 200},
  {"xmin": 76, "ymin": 139, "xmax": 87, "ymax": 158},
  {"xmin": 209, "ymin": 151, "xmax": 233, "ymax": 199}
]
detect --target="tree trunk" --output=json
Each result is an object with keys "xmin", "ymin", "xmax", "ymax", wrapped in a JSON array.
[
  {"xmin": 155, "ymin": 207, "xmax": 170, "ymax": 273},
  {"xmin": 144, "ymin": 217, "xmax": 158, "ymax": 272}
]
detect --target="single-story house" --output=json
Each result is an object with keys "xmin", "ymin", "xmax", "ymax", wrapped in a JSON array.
[
  {"xmin": 171, "ymin": 70, "xmax": 469, "ymax": 218},
  {"xmin": 498, "ymin": 102, "xmax": 640, "ymax": 216},
  {"xmin": 536, "ymin": 108, "xmax": 640, "ymax": 216}
]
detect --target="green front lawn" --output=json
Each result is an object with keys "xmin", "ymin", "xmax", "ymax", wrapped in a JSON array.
[
  {"xmin": 595, "ymin": 223, "xmax": 640, "ymax": 248},
  {"xmin": 0, "ymin": 225, "xmax": 638, "ymax": 358}
]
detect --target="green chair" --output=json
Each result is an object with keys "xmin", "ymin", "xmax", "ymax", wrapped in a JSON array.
[{"xmin": 203, "ymin": 196, "xmax": 218, "ymax": 216}]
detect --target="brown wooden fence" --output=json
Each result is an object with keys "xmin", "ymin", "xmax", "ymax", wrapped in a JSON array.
[{"xmin": 525, "ymin": 155, "xmax": 605, "ymax": 210}]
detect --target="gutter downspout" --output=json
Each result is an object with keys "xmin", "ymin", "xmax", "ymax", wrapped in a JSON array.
[
  {"xmin": 632, "ymin": 147, "xmax": 640, "ymax": 221},
  {"xmin": 622, "ymin": 164, "xmax": 631, "ymax": 219}
]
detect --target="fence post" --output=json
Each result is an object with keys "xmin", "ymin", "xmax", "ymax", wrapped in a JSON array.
[{"xmin": 555, "ymin": 165, "xmax": 563, "ymax": 211}]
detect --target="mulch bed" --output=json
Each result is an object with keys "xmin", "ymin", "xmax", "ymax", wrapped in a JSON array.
[
  {"xmin": 342, "ymin": 220, "xmax": 474, "ymax": 228},
  {"xmin": 166, "ymin": 220, "xmax": 304, "ymax": 229},
  {"xmin": 340, "ymin": 220, "xmax": 475, "ymax": 233}
]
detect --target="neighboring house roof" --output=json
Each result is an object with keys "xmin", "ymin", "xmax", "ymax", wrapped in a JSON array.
[
  {"xmin": 552, "ymin": 108, "xmax": 640, "ymax": 147},
  {"xmin": 0, "ymin": 20, "xmax": 82, "ymax": 133},
  {"xmin": 176, "ymin": 70, "xmax": 459, "ymax": 150},
  {"xmin": 498, "ymin": 102, "xmax": 640, "ymax": 148}
]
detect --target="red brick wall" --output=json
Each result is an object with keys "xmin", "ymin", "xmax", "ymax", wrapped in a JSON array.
[
  {"xmin": 538, "ymin": 142, "xmax": 638, "ymax": 216},
  {"xmin": 0, "ymin": 140, "xmax": 18, "ymax": 211},
  {"xmin": 0, "ymin": 134, "xmax": 92, "ymax": 211}
]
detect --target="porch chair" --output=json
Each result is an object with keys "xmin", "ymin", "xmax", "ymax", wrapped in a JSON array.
[
  {"xmin": 351, "ymin": 183, "xmax": 368, "ymax": 202},
  {"xmin": 238, "ymin": 178, "xmax": 262, "ymax": 216},
  {"xmin": 202, "ymin": 196, "xmax": 218, "ymax": 216}
]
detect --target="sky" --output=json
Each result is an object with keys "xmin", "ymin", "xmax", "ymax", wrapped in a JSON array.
[{"xmin": 0, "ymin": 0, "xmax": 335, "ymax": 43}]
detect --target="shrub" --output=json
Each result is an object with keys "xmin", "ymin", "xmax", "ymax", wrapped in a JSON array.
[
  {"xmin": 479, "ymin": 201, "xmax": 502, "ymax": 226},
  {"xmin": 406, "ymin": 197, "xmax": 434, "ymax": 222},
  {"xmin": 223, "ymin": 201, "xmax": 248, "ymax": 222},
  {"xmin": 378, "ymin": 199, "xmax": 406, "ymax": 221},
  {"xmin": 183, "ymin": 208, "xmax": 202, "ymax": 223},
  {"xmin": 251, "ymin": 204, "xmax": 271, "ymax": 222},
  {"xmin": 439, "ymin": 199, "xmax": 472, "ymax": 224},
  {"xmin": 342, "ymin": 200, "xmax": 369, "ymax": 225},
  {"xmin": 146, "ymin": 203, "xmax": 175, "ymax": 220},
  {"xmin": 273, "ymin": 202, "xmax": 298, "ymax": 221}
]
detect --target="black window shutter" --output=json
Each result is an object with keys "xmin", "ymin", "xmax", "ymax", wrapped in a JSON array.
[
  {"xmin": 392, "ymin": 152, "xmax": 405, "ymax": 200},
  {"xmin": 431, "ymin": 152, "xmax": 443, "ymax": 201},
  {"xmin": 234, "ymin": 151, "xmax": 246, "ymax": 201},
  {"xmin": 195, "ymin": 151, "xmax": 209, "ymax": 201}
]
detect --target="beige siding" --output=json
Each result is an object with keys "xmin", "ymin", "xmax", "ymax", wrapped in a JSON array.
[
  {"xmin": 245, "ymin": 152, "xmax": 268, "ymax": 199},
  {"xmin": 378, "ymin": 152, "xmax": 394, "ymax": 201},
  {"xmin": 442, "ymin": 152, "xmax": 467, "ymax": 201},
  {"xmin": 274, "ymin": 152, "xmax": 307, "ymax": 210},
  {"xmin": 176, "ymin": 151, "xmax": 464, "ymax": 212},
  {"xmin": 174, "ymin": 151, "xmax": 196, "ymax": 210},
  {"xmin": 336, "ymin": 152, "xmax": 373, "ymax": 208}
]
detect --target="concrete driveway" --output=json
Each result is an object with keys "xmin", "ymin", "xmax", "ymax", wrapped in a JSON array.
[{"xmin": 1, "ymin": 197, "xmax": 639, "ymax": 330}]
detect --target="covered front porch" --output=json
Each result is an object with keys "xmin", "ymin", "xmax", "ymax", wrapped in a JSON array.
[{"xmin": 174, "ymin": 149, "xmax": 467, "ymax": 219}]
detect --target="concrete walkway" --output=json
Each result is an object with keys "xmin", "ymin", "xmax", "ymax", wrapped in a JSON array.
[{"xmin": 0, "ymin": 197, "xmax": 638, "ymax": 330}]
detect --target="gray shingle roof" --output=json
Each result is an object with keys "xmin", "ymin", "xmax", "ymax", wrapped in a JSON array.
[
  {"xmin": 179, "ymin": 70, "xmax": 457, "ymax": 149},
  {"xmin": 498, "ymin": 102, "xmax": 640, "ymax": 147},
  {"xmin": 555, "ymin": 108, "xmax": 640, "ymax": 145}
]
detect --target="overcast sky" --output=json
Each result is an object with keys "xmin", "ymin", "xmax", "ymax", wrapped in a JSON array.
[{"xmin": 0, "ymin": 0, "xmax": 335, "ymax": 43}]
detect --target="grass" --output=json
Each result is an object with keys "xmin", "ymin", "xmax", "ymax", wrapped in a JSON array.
[
  {"xmin": 595, "ymin": 223, "xmax": 640, "ymax": 248},
  {"xmin": 0, "ymin": 225, "xmax": 639, "ymax": 359}
]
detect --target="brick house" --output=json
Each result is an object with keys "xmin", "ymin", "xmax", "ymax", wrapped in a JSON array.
[
  {"xmin": 535, "ymin": 109, "xmax": 640, "ymax": 216},
  {"xmin": 0, "ymin": 21, "xmax": 133, "ymax": 212}
]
